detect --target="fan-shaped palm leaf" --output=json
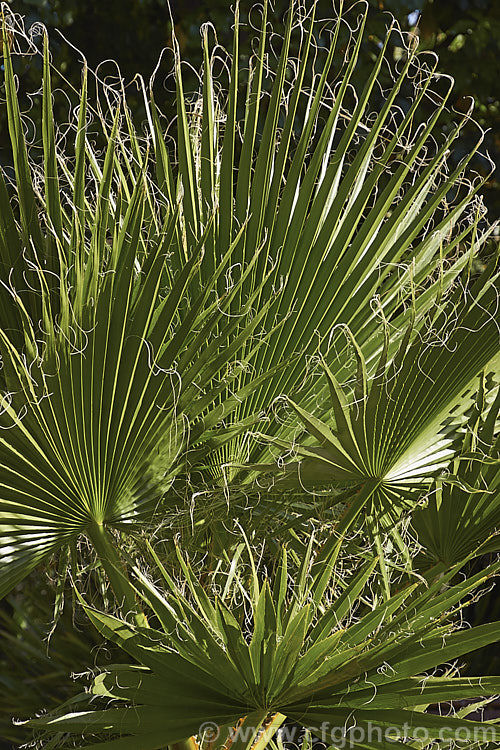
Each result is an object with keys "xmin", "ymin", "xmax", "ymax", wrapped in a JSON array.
[
  {"xmin": 152, "ymin": 0, "xmax": 495, "ymax": 479},
  {"xmin": 25, "ymin": 539, "xmax": 500, "ymax": 750},
  {"xmin": 250, "ymin": 274, "xmax": 499, "ymax": 532},
  {"xmin": 243, "ymin": 273, "xmax": 499, "ymax": 592},
  {"xmin": 0, "ymin": 29, "xmax": 281, "ymax": 600}
]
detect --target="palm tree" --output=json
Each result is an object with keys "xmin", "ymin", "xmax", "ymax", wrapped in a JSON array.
[
  {"xmin": 1, "ymin": 0, "xmax": 497, "ymax": 596},
  {"xmin": 0, "ymin": 1, "xmax": 499, "ymax": 748}
]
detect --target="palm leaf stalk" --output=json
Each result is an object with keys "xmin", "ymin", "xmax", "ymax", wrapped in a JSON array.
[{"xmin": 24, "ymin": 537, "xmax": 500, "ymax": 750}]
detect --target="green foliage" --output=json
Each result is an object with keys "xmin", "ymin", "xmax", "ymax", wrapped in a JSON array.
[
  {"xmin": 4, "ymin": 0, "xmax": 499, "ymax": 217},
  {"xmin": 3, "ymin": 0, "xmax": 496, "ymax": 598},
  {"xmin": 0, "ymin": 21, "xmax": 279, "ymax": 599},
  {"xmin": 0, "ymin": 1, "xmax": 499, "ymax": 748},
  {"xmin": 25, "ymin": 539, "xmax": 500, "ymax": 749}
]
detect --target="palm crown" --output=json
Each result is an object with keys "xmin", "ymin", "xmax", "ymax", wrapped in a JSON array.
[{"xmin": 0, "ymin": 1, "xmax": 499, "ymax": 748}]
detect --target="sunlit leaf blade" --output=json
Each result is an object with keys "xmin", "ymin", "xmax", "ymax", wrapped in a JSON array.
[{"xmin": 249, "ymin": 274, "xmax": 499, "ymax": 544}]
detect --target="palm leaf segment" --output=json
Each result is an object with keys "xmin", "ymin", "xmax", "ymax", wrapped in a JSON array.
[
  {"xmin": 27, "ymin": 539, "xmax": 500, "ymax": 750},
  {"xmin": 413, "ymin": 375, "xmax": 500, "ymax": 567},
  {"xmin": 253, "ymin": 273, "xmax": 500, "ymax": 541},
  {"xmin": 0, "ymin": 30, "xmax": 278, "ymax": 598}
]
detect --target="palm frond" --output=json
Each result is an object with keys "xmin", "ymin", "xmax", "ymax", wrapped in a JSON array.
[
  {"xmin": 249, "ymin": 274, "xmax": 499, "ymax": 530},
  {"xmin": 0, "ymin": 24, "xmax": 280, "ymax": 599},
  {"xmin": 413, "ymin": 372, "xmax": 500, "ymax": 566},
  {"xmin": 152, "ymin": 0, "xmax": 495, "ymax": 478},
  {"xmin": 24, "ymin": 540, "xmax": 500, "ymax": 749}
]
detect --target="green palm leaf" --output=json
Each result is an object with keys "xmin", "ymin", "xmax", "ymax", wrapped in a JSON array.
[
  {"xmin": 249, "ymin": 274, "xmax": 499, "ymax": 539},
  {"xmin": 151, "ymin": 0, "xmax": 495, "ymax": 478},
  {"xmin": 25, "ymin": 540, "xmax": 500, "ymax": 749},
  {"xmin": 0, "ymin": 28, "xmax": 281, "ymax": 600}
]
